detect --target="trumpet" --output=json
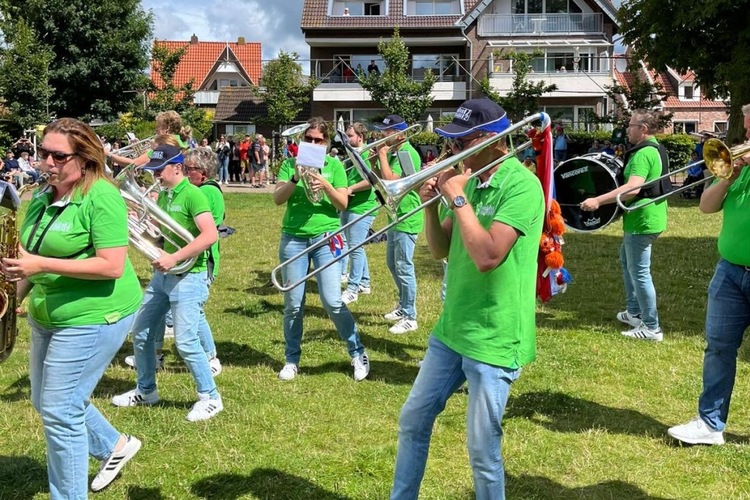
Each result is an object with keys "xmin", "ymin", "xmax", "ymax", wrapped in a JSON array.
[
  {"xmin": 270, "ymin": 112, "xmax": 549, "ymax": 292},
  {"xmin": 114, "ymin": 165, "xmax": 198, "ymax": 275}
]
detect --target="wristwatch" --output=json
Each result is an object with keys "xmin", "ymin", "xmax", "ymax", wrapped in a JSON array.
[{"xmin": 451, "ymin": 195, "xmax": 467, "ymax": 209}]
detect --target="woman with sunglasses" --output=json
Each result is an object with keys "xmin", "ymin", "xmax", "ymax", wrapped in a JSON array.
[
  {"xmin": 1, "ymin": 118, "xmax": 144, "ymax": 497},
  {"xmin": 272, "ymin": 117, "xmax": 370, "ymax": 382}
]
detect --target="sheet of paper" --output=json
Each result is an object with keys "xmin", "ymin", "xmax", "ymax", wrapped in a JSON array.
[{"xmin": 296, "ymin": 142, "xmax": 327, "ymax": 170}]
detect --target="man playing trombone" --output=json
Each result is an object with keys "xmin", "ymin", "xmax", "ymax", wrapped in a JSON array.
[
  {"xmin": 580, "ymin": 109, "xmax": 668, "ymax": 341},
  {"xmin": 668, "ymin": 103, "xmax": 750, "ymax": 445},
  {"xmin": 372, "ymin": 115, "xmax": 424, "ymax": 335},
  {"xmin": 390, "ymin": 99, "xmax": 544, "ymax": 499}
]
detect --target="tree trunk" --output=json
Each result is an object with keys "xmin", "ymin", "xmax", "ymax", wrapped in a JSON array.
[{"xmin": 728, "ymin": 80, "xmax": 750, "ymax": 145}]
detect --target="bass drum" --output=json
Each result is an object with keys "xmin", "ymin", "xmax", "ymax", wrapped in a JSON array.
[{"xmin": 554, "ymin": 153, "xmax": 624, "ymax": 232}]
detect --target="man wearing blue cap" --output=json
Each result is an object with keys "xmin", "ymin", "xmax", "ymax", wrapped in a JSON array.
[
  {"xmin": 112, "ymin": 143, "xmax": 224, "ymax": 422},
  {"xmin": 390, "ymin": 98, "xmax": 544, "ymax": 499},
  {"xmin": 373, "ymin": 114, "xmax": 424, "ymax": 335}
]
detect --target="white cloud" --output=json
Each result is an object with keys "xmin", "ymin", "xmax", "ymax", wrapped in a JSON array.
[{"xmin": 142, "ymin": 0, "xmax": 308, "ymax": 60}]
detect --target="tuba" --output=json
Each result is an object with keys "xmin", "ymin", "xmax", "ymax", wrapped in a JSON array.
[
  {"xmin": 0, "ymin": 176, "xmax": 47, "ymax": 363},
  {"xmin": 114, "ymin": 165, "xmax": 198, "ymax": 275}
]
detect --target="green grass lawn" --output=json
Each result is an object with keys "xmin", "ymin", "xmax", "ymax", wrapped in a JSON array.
[{"xmin": 2, "ymin": 193, "xmax": 750, "ymax": 499}]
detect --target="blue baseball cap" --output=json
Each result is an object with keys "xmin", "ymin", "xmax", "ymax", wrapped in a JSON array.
[
  {"xmin": 436, "ymin": 98, "xmax": 511, "ymax": 138},
  {"xmin": 374, "ymin": 114, "xmax": 408, "ymax": 131},
  {"xmin": 142, "ymin": 144, "xmax": 184, "ymax": 171}
]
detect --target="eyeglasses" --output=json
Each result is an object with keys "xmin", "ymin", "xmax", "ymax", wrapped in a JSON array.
[
  {"xmin": 37, "ymin": 147, "xmax": 78, "ymax": 164},
  {"xmin": 449, "ymin": 133, "xmax": 487, "ymax": 152},
  {"xmin": 628, "ymin": 123, "xmax": 645, "ymax": 129},
  {"xmin": 303, "ymin": 135, "xmax": 326, "ymax": 144}
]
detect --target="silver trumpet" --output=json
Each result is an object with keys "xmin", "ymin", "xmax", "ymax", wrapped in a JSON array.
[{"xmin": 114, "ymin": 165, "xmax": 198, "ymax": 275}]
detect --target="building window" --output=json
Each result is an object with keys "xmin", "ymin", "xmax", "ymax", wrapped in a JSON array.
[
  {"xmin": 513, "ymin": 0, "xmax": 581, "ymax": 14},
  {"xmin": 714, "ymin": 121, "xmax": 728, "ymax": 134},
  {"xmin": 412, "ymin": 54, "xmax": 458, "ymax": 81},
  {"xmin": 219, "ymin": 79, "xmax": 239, "ymax": 88},
  {"xmin": 683, "ymin": 85, "xmax": 694, "ymax": 100},
  {"xmin": 331, "ymin": 0, "xmax": 384, "ymax": 15},
  {"xmin": 409, "ymin": 0, "xmax": 460, "ymax": 15},
  {"xmin": 674, "ymin": 121, "xmax": 697, "ymax": 134}
]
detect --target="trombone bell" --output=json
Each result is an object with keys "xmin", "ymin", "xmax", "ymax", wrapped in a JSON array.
[{"xmin": 703, "ymin": 138, "xmax": 750, "ymax": 179}]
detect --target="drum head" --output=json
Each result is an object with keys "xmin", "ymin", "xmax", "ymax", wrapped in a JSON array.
[{"xmin": 554, "ymin": 155, "xmax": 622, "ymax": 232}]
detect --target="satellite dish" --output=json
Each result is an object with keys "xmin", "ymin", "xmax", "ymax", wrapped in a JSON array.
[{"xmin": 614, "ymin": 57, "xmax": 628, "ymax": 73}]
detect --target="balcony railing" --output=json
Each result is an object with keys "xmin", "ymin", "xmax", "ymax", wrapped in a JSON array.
[
  {"xmin": 478, "ymin": 13, "xmax": 603, "ymax": 36},
  {"xmin": 311, "ymin": 58, "xmax": 468, "ymax": 84}
]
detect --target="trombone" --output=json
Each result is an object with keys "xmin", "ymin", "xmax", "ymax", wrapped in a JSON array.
[
  {"xmin": 615, "ymin": 138, "xmax": 750, "ymax": 211},
  {"xmin": 270, "ymin": 112, "xmax": 549, "ymax": 292}
]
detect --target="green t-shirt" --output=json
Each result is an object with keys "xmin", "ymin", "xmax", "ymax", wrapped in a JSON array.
[
  {"xmin": 157, "ymin": 177, "xmax": 211, "ymax": 273},
  {"xmin": 717, "ymin": 167, "xmax": 750, "ymax": 266},
  {"xmin": 21, "ymin": 179, "xmax": 143, "ymax": 328},
  {"xmin": 622, "ymin": 137, "xmax": 668, "ymax": 234},
  {"xmin": 386, "ymin": 142, "xmax": 424, "ymax": 234},
  {"xmin": 346, "ymin": 150, "xmax": 379, "ymax": 215},
  {"xmin": 200, "ymin": 181, "xmax": 226, "ymax": 278},
  {"xmin": 278, "ymin": 155, "xmax": 348, "ymax": 238},
  {"xmin": 433, "ymin": 157, "xmax": 544, "ymax": 368}
]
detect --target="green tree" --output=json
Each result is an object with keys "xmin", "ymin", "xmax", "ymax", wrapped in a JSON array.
[
  {"xmin": 146, "ymin": 44, "xmax": 196, "ymax": 117},
  {"xmin": 3, "ymin": 0, "xmax": 152, "ymax": 121},
  {"xmin": 254, "ymin": 51, "xmax": 317, "ymax": 131},
  {"xmin": 618, "ymin": 0, "xmax": 741, "ymax": 142},
  {"xmin": 358, "ymin": 27, "xmax": 436, "ymax": 124},
  {"xmin": 598, "ymin": 62, "xmax": 673, "ymax": 129},
  {"xmin": 0, "ymin": 18, "xmax": 54, "ymax": 132}
]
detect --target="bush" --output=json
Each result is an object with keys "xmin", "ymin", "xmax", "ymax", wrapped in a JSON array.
[
  {"xmin": 656, "ymin": 133, "xmax": 694, "ymax": 172},
  {"xmin": 566, "ymin": 129, "xmax": 613, "ymax": 157},
  {"xmin": 409, "ymin": 131, "xmax": 441, "ymax": 147}
]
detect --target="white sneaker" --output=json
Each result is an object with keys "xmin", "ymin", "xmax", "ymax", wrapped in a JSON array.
[
  {"xmin": 616, "ymin": 310, "xmax": 642, "ymax": 328},
  {"xmin": 187, "ymin": 393, "xmax": 223, "ymax": 422},
  {"xmin": 384, "ymin": 307, "xmax": 405, "ymax": 322},
  {"xmin": 90, "ymin": 435, "xmax": 142, "ymax": 491},
  {"xmin": 358, "ymin": 285, "xmax": 371, "ymax": 295},
  {"xmin": 342, "ymin": 290, "xmax": 359, "ymax": 305},
  {"xmin": 621, "ymin": 322, "xmax": 663, "ymax": 342},
  {"xmin": 278, "ymin": 363, "xmax": 298, "ymax": 381},
  {"xmin": 389, "ymin": 318, "xmax": 418, "ymax": 335},
  {"xmin": 164, "ymin": 324, "xmax": 174, "ymax": 339},
  {"xmin": 341, "ymin": 274, "xmax": 349, "ymax": 284},
  {"xmin": 668, "ymin": 417, "xmax": 725, "ymax": 445},
  {"xmin": 210, "ymin": 357, "xmax": 222, "ymax": 377},
  {"xmin": 352, "ymin": 353, "xmax": 370, "ymax": 381},
  {"xmin": 124, "ymin": 354, "xmax": 164, "ymax": 371},
  {"xmin": 112, "ymin": 387, "xmax": 159, "ymax": 407}
]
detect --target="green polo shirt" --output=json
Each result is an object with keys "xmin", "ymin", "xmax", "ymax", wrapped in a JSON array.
[
  {"xmin": 346, "ymin": 150, "xmax": 379, "ymax": 216},
  {"xmin": 278, "ymin": 155, "xmax": 348, "ymax": 238},
  {"xmin": 434, "ymin": 157, "xmax": 544, "ymax": 368},
  {"xmin": 385, "ymin": 142, "xmax": 424, "ymax": 234},
  {"xmin": 157, "ymin": 177, "xmax": 211, "ymax": 273},
  {"xmin": 21, "ymin": 179, "xmax": 143, "ymax": 328},
  {"xmin": 717, "ymin": 167, "xmax": 750, "ymax": 266},
  {"xmin": 200, "ymin": 181, "xmax": 225, "ymax": 278},
  {"xmin": 622, "ymin": 137, "xmax": 668, "ymax": 234}
]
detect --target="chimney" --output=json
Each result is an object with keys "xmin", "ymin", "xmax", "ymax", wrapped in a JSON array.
[
  {"xmin": 190, "ymin": 33, "xmax": 198, "ymax": 44},
  {"xmin": 237, "ymin": 36, "xmax": 245, "ymax": 45}
]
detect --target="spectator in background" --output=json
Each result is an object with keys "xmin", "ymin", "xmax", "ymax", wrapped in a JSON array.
[
  {"xmin": 602, "ymin": 140, "xmax": 615, "ymax": 156},
  {"xmin": 553, "ymin": 121, "xmax": 568, "ymax": 163},
  {"xmin": 695, "ymin": 133, "xmax": 710, "ymax": 159},
  {"xmin": 615, "ymin": 143, "xmax": 626, "ymax": 160},
  {"xmin": 239, "ymin": 134, "xmax": 251, "ymax": 184},
  {"xmin": 588, "ymin": 140, "xmax": 603, "ymax": 154},
  {"xmin": 17, "ymin": 151, "xmax": 39, "ymax": 184},
  {"xmin": 228, "ymin": 138, "xmax": 240, "ymax": 183},
  {"xmin": 215, "ymin": 134, "xmax": 231, "ymax": 185},
  {"xmin": 12, "ymin": 137, "xmax": 34, "ymax": 157},
  {"xmin": 286, "ymin": 138, "xmax": 298, "ymax": 158},
  {"xmin": 368, "ymin": 60, "xmax": 380, "ymax": 76},
  {"xmin": 251, "ymin": 134, "xmax": 263, "ymax": 187}
]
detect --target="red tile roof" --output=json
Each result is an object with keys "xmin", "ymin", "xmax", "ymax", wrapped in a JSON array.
[
  {"xmin": 613, "ymin": 64, "xmax": 725, "ymax": 109},
  {"xmin": 151, "ymin": 40, "xmax": 262, "ymax": 91},
  {"xmin": 302, "ymin": 0, "xmax": 481, "ymax": 29}
]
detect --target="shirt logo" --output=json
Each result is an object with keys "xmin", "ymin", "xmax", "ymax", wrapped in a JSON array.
[
  {"xmin": 455, "ymin": 107, "xmax": 473, "ymax": 121},
  {"xmin": 168, "ymin": 204, "xmax": 182, "ymax": 212},
  {"xmin": 49, "ymin": 221, "xmax": 71, "ymax": 232},
  {"xmin": 478, "ymin": 204, "xmax": 495, "ymax": 217}
]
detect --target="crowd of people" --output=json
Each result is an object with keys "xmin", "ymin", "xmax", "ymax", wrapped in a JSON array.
[{"xmin": 2, "ymin": 100, "xmax": 749, "ymax": 500}]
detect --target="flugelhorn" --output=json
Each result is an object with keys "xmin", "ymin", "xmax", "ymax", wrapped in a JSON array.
[
  {"xmin": 270, "ymin": 112, "xmax": 549, "ymax": 292},
  {"xmin": 281, "ymin": 123, "xmax": 326, "ymax": 204},
  {"xmin": 114, "ymin": 165, "xmax": 198, "ymax": 274}
]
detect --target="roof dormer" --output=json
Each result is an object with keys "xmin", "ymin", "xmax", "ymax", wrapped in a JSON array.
[{"xmin": 329, "ymin": 0, "xmax": 387, "ymax": 16}]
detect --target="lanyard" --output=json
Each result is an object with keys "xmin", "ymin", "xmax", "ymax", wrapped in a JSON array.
[{"xmin": 25, "ymin": 204, "xmax": 69, "ymax": 255}]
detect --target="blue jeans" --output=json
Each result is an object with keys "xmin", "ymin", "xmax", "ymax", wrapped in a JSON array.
[
  {"xmin": 699, "ymin": 260, "xmax": 750, "ymax": 431},
  {"xmin": 153, "ymin": 288, "xmax": 217, "ymax": 359},
  {"xmin": 279, "ymin": 232, "xmax": 365, "ymax": 364},
  {"xmin": 619, "ymin": 232, "xmax": 661, "ymax": 329},
  {"xmin": 218, "ymin": 156, "xmax": 230, "ymax": 183},
  {"xmin": 340, "ymin": 210, "xmax": 375, "ymax": 291},
  {"xmin": 29, "ymin": 313, "xmax": 136, "ymax": 500},
  {"xmin": 386, "ymin": 230, "xmax": 418, "ymax": 320},
  {"xmin": 132, "ymin": 271, "xmax": 218, "ymax": 398},
  {"xmin": 391, "ymin": 335, "xmax": 520, "ymax": 500}
]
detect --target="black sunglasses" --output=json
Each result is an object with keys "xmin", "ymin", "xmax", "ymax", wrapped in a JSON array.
[
  {"xmin": 448, "ymin": 133, "xmax": 487, "ymax": 152},
  {"xmin": 303, "ymin": 135, "xmax": 326, "ymax": 144},
  {"xmin": 37, "ymin": 147, "xmax": 78, "ymax": 164}
]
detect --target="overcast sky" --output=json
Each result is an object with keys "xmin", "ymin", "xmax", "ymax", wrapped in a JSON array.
[
  {"xmin": 142, "ymin": 0, "xmax": 309, "ymax": 61},
  {"xmin": 141, "ymin": 0, "xmax": 623, "ymax": 62}
]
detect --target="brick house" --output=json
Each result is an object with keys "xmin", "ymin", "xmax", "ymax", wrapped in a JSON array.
[
  {"xmin": 150, "ymin": 35, "xmax": 262, "ymax": 136},
  {"xmin": 301, "ymin": 0, "xmax": 619, "ymax": 128},
  {"xmin": 613, "ymin": 58, "xmax": 729, "ymax": 135}
]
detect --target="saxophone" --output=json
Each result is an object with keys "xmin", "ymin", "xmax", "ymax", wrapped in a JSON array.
[{"xmin": 0, "ymin": 176, "xmax": 46, "ymax": 363}]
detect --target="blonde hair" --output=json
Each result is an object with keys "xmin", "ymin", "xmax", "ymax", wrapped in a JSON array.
[
  {"xmin": 42, "ymin": 118, "xmax": 113, "ymax": 194},
  {"xmin": 155, "ymin": 110, "xmax": 190, "ymax": 144}
]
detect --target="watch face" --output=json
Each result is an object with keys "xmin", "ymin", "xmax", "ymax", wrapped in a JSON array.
[{"xmin": 453, "ymin": 196, "xmax": 466, "ymax": 207}]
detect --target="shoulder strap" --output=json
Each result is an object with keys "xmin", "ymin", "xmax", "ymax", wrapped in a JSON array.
[
  {"xmin": 625, "ymin": 142, "xmax": 672, "ymax": 200},
  {"xmin": 203, "ymin": 180, "xmax": 223, "ymax": 193}
]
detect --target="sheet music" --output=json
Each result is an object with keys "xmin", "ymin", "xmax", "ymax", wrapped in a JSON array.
[{"xmin": 296, "ymin": 142, "xmax": 327, "ymax": 170}]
